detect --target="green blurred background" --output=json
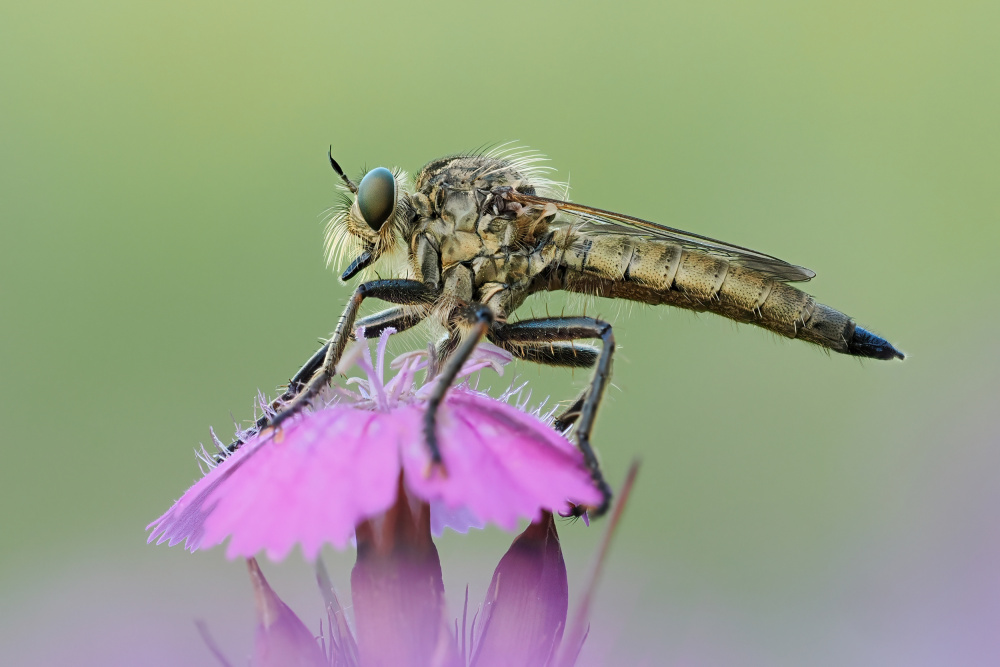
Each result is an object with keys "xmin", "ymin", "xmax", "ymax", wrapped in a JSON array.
[{"xmin": 2, "ymin": 1, "xmax": 997, "ymax": 664}]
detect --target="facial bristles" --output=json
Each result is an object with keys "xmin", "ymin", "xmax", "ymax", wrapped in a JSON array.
[{"xmin": 323, "ymin": 191, "xmax": 360, "ymax": 270}]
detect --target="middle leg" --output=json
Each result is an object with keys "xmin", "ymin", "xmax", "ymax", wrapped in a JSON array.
[
  {"xmin": 422, "ymin": 303, "xmax": 495, "ymax": 467},
  {"xmin": 490, "ymin": 316, "xmax": 616, "ymax": 515},
  {"xmin": 268, "ymin": 279, "xmax": 437, "ymax": 431}
]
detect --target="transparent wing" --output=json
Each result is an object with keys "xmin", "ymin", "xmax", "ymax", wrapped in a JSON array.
[{"xmin": 508, "ymin": 192, "xmax": 815, "ymax": 282}]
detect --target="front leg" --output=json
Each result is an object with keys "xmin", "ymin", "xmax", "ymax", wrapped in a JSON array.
[
  {"xmin": 292, "ymin": 306, "xmax": 427, "ymax": 388},
  {"xmin": 490, "ymin": 317, "xmax": 615, "ymax": 516},
  {"xmin": 220, "ymin": 305, "xmax": 431, "ymax": 459},
  {"xmin": 268, "ymin": 279, "xmax": 437, "ymax": 430}
]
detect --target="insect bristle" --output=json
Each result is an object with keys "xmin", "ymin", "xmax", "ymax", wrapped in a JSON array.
[{"xmin": 480, "ymin": 144, "xmax": 570, "ymax": 200}]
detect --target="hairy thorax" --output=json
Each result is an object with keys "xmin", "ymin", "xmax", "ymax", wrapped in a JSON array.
[{"xmin": 408, "ymin": 156, "xmax": 558, "ymax": 319}]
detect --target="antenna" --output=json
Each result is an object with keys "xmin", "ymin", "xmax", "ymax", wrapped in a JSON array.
[{"xmin": 328, "ymin": 147, "xmax": 358, "ymax": 193}]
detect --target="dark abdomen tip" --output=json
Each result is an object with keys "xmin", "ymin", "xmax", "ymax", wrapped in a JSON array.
[{"xmin": 848, "ymin": 325, "xmax": 905, "ymax": 360}]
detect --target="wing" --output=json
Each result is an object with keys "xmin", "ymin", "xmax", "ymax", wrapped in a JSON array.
[{"xmin": 508, "ymin": 192, "xmax": 815, "ymax": 282}]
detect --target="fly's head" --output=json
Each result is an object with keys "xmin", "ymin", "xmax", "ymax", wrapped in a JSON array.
[{"xmin": 324, "ymin": 153, "xmax": 414, "ymax": 282}]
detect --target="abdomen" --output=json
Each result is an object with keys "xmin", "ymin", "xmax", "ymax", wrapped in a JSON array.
[{"xmin": 547, "ymin": 234, "xmax": 903, "ymax": 360}]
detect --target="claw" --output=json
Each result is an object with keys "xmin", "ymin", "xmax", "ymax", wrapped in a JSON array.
[
  {"xmin": 258, "ymin": 425, "xmax": 278, "ymax": 440},
  {"xmin": 422, "ymin": 459, "xmax": 448, "ymax": 479}
]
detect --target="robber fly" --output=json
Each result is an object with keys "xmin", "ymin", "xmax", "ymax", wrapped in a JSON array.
[{"xmin": 225, "ymin": 146, "xmax": 904, "ymax": 515}]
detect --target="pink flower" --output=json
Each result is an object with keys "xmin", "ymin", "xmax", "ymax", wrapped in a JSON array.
[
  {"xmin": 151, "ymin": 329, "xmax": 633, "ymax": 666},
  {"xmin": 471, "ymin": 513, "xmax": 569, "ymax": 667},
  {"xmin": 348, "ymin": 479, "xmax": 460, "ymax": 667},
  {"xmin": 234, "ymin": 483, "xmax": 613, "ymax": 667},
  {"xmin": 147, "ymin": 329, "xmax": 602, "ymax": 561}
]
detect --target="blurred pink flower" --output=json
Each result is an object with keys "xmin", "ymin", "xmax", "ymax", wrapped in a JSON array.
[
  {"xmin": 148, "ymin": 329, "xmax": 602, "ymax": 560},
  {"xmin": 235, "ymin": 486, "xmax": 590, "ymax": 667},
  {"xmin": 471, "ymin": 511, "xmax": 570, "ymax": 667},
  {"xmin": 348, "ymin": 478, "xmax": 460, "ymax": 667}
]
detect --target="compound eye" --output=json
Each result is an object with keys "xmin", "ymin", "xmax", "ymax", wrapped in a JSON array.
[{"xmin": 357, "ymin": 167, "xmax": 396, "ymax": 231}]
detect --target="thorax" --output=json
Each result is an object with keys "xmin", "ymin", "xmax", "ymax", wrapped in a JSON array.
[{"xmin": 409, "ymin": 156, "xmax": 555, "ymax": 291}]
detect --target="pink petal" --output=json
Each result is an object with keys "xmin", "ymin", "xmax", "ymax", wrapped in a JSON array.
[
  {"xmin": 148, "ymin": 407, "xmax": 405, "ymax": 560},
  {"xmin": 429, "ymin": 500, "xmax": 487, "ymax": 536},
  {"xmin": 148, "ymin": 386, "xmax": 601, "ymax": 559},
  {"xmin": 402, "ymin": 390, "xmax": 602, "ymax": 531}
]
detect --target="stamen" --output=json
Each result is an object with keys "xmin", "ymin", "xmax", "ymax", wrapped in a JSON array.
[
  {"xmin": 356, "ymin": 331, "xmax": 389, "ymax": 411},
  {"xmin": 375, "ymin": 327, "xmax": 396, "ymax": 382},
  {"xmin": 386, "ymin": 357, "xmax": 413, "ymax": 405}
]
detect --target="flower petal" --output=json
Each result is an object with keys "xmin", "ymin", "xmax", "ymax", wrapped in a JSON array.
[
  {"xmin": 402, "ymin": 390, "xmax": 603, "ymax": 531},
  {"xmin": 148, "ymin": 407, "xmax": 406, "ymax": 560},
  {"xmin": 148, "ymin": 336, "xmax": 602, "ymax": 558}
]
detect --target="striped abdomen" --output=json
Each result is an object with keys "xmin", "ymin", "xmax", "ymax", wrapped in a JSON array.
[{"xmin": 553, "ymin": 234, "xmax": 903, "ymax": 360}]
